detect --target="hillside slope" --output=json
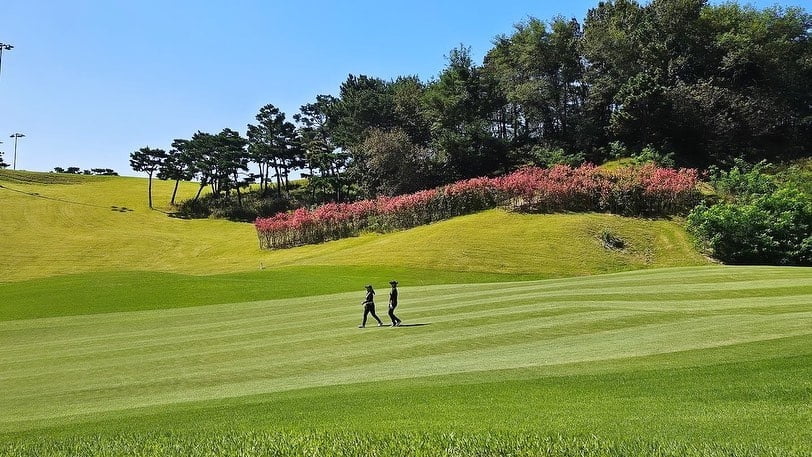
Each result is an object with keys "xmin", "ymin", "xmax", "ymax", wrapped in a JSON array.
[{"xmin": 1, "ymin": 170, "xmax": 708, "ymax": 282}]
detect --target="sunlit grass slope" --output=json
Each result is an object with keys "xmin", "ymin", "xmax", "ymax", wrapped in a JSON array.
[
  {"xmin": 0, "ymin": 266, "xmax": 809, "ymax": 454},
  {"xmin": 0, "ymin": 170, "xmax": 708, "ymax": 283}
]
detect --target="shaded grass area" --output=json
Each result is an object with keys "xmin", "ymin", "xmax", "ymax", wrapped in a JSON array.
[{"xmin": 0, "ymin": 169, "xmax": 97, "ymax": 185}]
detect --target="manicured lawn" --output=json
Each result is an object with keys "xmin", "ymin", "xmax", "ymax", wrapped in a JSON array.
[
  {"xmin": 1, "ymin": 266, "xmax": 809, "ymax": 456},
  {"xmin": 0, "ymin": 266, "xmax": 537, "ymax": 321}
]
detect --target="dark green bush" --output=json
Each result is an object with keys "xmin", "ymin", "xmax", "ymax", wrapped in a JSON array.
[
  {"xmin": 175, "ymin": 192, "xmax": 291, "ymax": 222},
  {"xmin": 688, "ymin": 186, "xmax": 812, "ymax": 265},
  {"xmin": 708, "ymin": 160, "xmax": 776, "ymax": 203}
]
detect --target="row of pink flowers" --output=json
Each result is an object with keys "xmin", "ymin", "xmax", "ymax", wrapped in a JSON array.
[{"xmin": 255, "ymin": 164, "xmax": 700, "ymax": 249}]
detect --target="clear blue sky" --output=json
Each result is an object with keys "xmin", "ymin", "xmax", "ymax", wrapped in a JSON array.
[{"xmin": 0, "ymin": 0, "xmax": 802, "ymax": 175}]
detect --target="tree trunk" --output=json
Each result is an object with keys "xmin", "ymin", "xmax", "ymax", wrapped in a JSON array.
[
  {"xmin": 264, "ymin": 162, "xmax": 272, "ymax": 195},
  {"xmin": 194, "ymin": 179, "xmax": 206, "ymax": 201},
  {"xmin": 171, "ymin": 179, "xmax": 180, "ymax": 205},
  {"xmin": 147, "ymin": 173, "xmax": 154, "ymax": 209},
  {"xmin": 274, "ymin": 165, "xmax": 282, "ymax": 199},
  {"xmin": 235, "ymin": 172, "xmax": 243, "ymax": 207},
  {"xmin": 333, "ymin": 166, "xmax": 342, "ymax": 202}
]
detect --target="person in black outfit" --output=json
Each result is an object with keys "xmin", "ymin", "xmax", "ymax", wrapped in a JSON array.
[
  {"xmin": 359, "ymin": 284, "xmax": 383, "ymax": 328},
  {"xmin": 388, "ymin": 280, "xmax": 402, "ymax": 327}
]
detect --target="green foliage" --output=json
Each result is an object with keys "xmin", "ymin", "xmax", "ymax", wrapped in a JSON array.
[
  {"xmin": 129, "ymin": 146, "xmax": 166, "ymax": 208},
  {"xmin": 607, "ymin": 141, "xmax": 630, "ymax": 159},
  {"xmin": 247, "ymin": 104, "xmax": 301, "ymax": 198},
  {"xmin": 424, "ymin": 45, "xmax": 506, "ymax": 180},
  {"xmin": 134, "ymin": 1, "xmax": 810, "ymax": 213},
  {"xmin": 0, "ymin": 151, "xmax": 9, "ymax": 169},
  {"xmin": 581, "ymin": 1, "xmax": 811, "ymax": 166},
  {"xmin": 173, "ymin": 189, "xmax": 292, "ymax": 221},
  {"xmin": 707, "ymin": 160, "xmax": 776, "ymax": 202},
  {"xmin": 631, "ymin": 145, "xmax": 675, "ymax": 168},
  {"xmin": 358, "ymin": 128, "xmax": 438, "ymax": 196},
  {"xmin": 773, "ymin": 159, "xmax": 812, "ymax": 196},
  {"xmin": 688, "ymin": 185, "xmax": 812, "ymax": 265},
  {"xmin": 528, "ymin": 146, "xmax": 585, "ymax": 167},
  {"xmin": 484, "ymin": 17, "xmax": 587, "ymax": 155}
]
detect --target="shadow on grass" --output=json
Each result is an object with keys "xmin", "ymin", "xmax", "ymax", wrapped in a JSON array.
[{"xmin": 393, "ymin": 323, "xmax": 430, "ymax": 328}]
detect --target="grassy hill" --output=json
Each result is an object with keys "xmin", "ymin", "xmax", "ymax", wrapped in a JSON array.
[{"xmin": 0, "ymin": 170, "xmax": 708, "ymax": 283}]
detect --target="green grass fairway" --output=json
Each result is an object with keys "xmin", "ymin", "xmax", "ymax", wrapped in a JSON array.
[
  {"xmin": 1, "ymin": 170, "xmax": 708, "ymax": 283},
  {"xmin": 1, "ymin": 266, "xmax": 810, "ymax": 456}
]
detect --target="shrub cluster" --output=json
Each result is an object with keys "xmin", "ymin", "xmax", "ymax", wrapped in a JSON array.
[
  {"xmin": 688, "ymin": 185, "xmax": 812, "ymax": 266},
  {"xmin": 255, "ymin": 164, "xmax": 700, "ymax": 250},
  {"xmin": 175, "ymin": 192, "xmax": 291, "ymax": 221},
  {"xmin": 500, "ymin": 164, "xmax": 699, "ymax": 216}
]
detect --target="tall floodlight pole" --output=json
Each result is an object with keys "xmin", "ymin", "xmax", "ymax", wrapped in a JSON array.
[
  {"xmin": 10, "ymin": 133, "xmax": 24, "ymax": 170},
  {"xmin": 0, "ymin": 43, "xmax": 13, "ymax": 82}
]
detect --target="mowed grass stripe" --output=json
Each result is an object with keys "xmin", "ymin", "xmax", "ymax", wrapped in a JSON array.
[
  {"xmin": 1, "ymin": 282, "xmax": 807, "ymax": 364},
  {"xmin": 0, "ymin": 308, "xmax": 628, "ymax": 380},
  {"xmin": 0, "ymin": 289, "xmax": 806, "ymax": 370},
  {"xmin": 5, "ymin": 295, "xmax": 805, "ymax": 379},
  {"xmin": 0, "ymin": 269, "xmax": 807, "ymax": 372},
  {"xmin": 2, "ymin": 311, "xmax": 808, "ymax": 426},
  {"xmin": 1, "ymin": 267, "xmax": 807, "ymax": 359},
  {"xmin": 1, "ymin": 266, "xmax": 810, "ymax": 427}
]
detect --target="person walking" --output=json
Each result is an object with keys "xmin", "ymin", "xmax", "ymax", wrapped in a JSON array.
[
  {"xmin": 388, "ymin": 280, "xmax": 402, "ymax": 327},
  {"xmin": 359, "ymin": 284, "xmax": 383, "ymax": 328}
]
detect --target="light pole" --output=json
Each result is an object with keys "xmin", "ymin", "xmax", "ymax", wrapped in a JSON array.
[
  {"xmin": 0, "ymin": 43, "xmax": 13, "ymax": 82},
  {"xmin": 10, "ymin": 133, "xmax": 24, "ymax": 170}
]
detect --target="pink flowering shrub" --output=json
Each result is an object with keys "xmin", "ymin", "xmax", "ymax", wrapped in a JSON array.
[{"xmin": 255, "ymin": 164, "xmax": 699, "ymax": 249}]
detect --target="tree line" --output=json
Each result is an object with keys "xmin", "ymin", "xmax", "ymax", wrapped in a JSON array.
[
  {"xmin": 53, "ymin": 167, "xmax": 118, "ymax": 176},
  {"xmin": 131, "ymin": 0, "xmax": 811, "ymax": 212}
]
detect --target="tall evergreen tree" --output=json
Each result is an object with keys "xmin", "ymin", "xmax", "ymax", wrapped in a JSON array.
[
  {"xmin": 129, "ymin": 147, "xmax": 166, "ymax": 209},
  {"xmin": 158, "ymin": 140, "xmax": 195, "ymax": 206},
  {"xmin": 295, "ymin": 96, "xmax": 349, "ymax": 203},
  {"xmin": 424, "ymin": 45, "xmax": 504, "ymax": 181}
]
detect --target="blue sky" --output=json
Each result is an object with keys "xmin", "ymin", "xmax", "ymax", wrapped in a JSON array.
[{"xmin": 0, "ymin": 0, "xmax": 803, "ymax": 175}]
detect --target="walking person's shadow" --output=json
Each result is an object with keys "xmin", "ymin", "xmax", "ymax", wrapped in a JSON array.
[{"xmin": 392, "ymin": 323, "xmax": 430, "ymax": 328}]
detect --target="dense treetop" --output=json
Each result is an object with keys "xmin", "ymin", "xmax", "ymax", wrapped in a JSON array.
[{"xmin": 133, "ymin": 0, "xmax": 810, "ymax": 207}]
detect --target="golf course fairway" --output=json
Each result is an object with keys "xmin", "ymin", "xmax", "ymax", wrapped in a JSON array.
[{"xmin": 1, "ymin": 266, "xmax": 809, "ymax": 456}]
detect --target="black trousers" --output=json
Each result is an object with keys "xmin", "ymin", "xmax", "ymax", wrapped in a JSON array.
[
  {"xmin": 362, "ymin": 304, "xmax": 382, "ymax": 326},
  {"xmin": 388, "ymin": 303, "xmax": 401, "ymax": 324}
]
